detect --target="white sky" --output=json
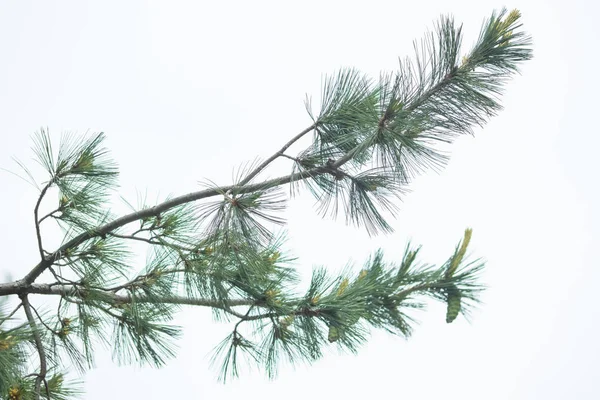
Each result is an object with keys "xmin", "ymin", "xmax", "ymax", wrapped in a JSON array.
[{"xmin": 0, "ymin": 0, "xmax": 598, "ymax": 399}]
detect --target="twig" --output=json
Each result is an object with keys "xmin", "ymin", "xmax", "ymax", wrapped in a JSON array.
[
  {"xmin": 19, "ymin": 294, "xmax": 48, "ymax": 400},
  {"xmin": 279, "ymin": 154, "xmax": 298, "ymax": 162},
  {"xmin": 131, "ymin": 226, "xmax": 154, "ymax": 236},
  {"xmin": 108, "ymin": 232, "xmax": 196, "ymax": 253},
  {"xmin": 237, "ymin": 124, "xmax": 316, "ymax": 187},
  {"xmin": 106, "ymin": 267, "xmax": 187, "ymax": 293},
  {"xmin": 38, "ymin": 207, "xmax": 62, "ymax": 224},
  {"xmin": 29, "ymin": 302, "xmax": 58, "ymax": 334},
  {"xmin": 107, "ymin": 232, "xmax": 163, "ymax": 246},
  {"xmin": 46, "ymin": 266, "xmax": 108, "ymax": 292},
  {"xmin": 47, "ymin": 266, "xmax": 79, "ymax": 286},
  {"xmin": 231, "ymin": 305, "xmax": 256, "ymax": 339},
  {"xmin": 34, "ymin": 181, "xmax": 53, "ymax": 260},
  {"xmin": 0, "ymin": 303, "xmax": 23, "ymax": 325},
  {"xmin": 95, "ymin": 303, "xmax": 124, "ymax": 320}
]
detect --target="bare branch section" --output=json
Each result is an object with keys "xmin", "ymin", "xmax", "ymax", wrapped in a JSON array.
[
  {"xmin": 33, "ymin": 181, "xmax": 53, "ymax": 260},
  {"xmin": 28, "ymin": 284, "xmax": 255, "ymax": 307}
]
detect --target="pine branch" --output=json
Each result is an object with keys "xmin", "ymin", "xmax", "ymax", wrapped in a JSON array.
[
  {"xmin": 19, "ymin": 294, "xmax": 49, "ymax": 400},
  {"xmin": 106, "ymin": 232, "xmax": 164, "ymax": 247},
  {"xmin": 0, "ymin": 8, "xmax": 532, "ymax": 390},
  {"xmin": 34, "ymin": 181, "xmax": 54, "ymax": 260},
  {"xmin": 105, "ymin": 267, "xmax": 187, "ymax": 293},
  {"xmin": 21, "ymin": 164, "xmax": 331, "ymax": 286},
  {"xmin": 22, "ymin": 283, "xmax": 257, "ymax": 308}
]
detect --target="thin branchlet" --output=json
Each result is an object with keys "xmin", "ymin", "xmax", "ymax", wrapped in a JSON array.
[{"xmin": 19, "ymin": 294, "xmax": 49, "ymax": 400}]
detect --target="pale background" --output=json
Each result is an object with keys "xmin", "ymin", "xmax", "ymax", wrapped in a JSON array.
[{"xmin": 0, "ymin": 0, "xmax": 597, "ymax": 399}]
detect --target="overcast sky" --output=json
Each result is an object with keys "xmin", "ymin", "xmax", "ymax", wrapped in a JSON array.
[{"xmin": 0, "ymin": 0, "xmax": 598, "ymax": 399}]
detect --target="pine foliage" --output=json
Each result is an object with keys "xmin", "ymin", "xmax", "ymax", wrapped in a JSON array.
[{"xmin": 0, "ymin": 9, "xmax": 531, "ymax": 398}]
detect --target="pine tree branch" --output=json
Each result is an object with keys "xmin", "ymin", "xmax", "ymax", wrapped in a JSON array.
[
  {"xmin": 105, "ymin": 267, "xmax": 187, "ymax": 293},
  {"xmin": 19, "ymin": 283, "xmax": 256, "ymax": 308},
  {"xmin": 106, "ymin": 232, "xmax": 197, "ymax": 254},
  {"xmin": 19, "ymin": 294, "xmax": 49, "ymax": 400},
  {"xmin": 0, "ymin": 9, "xmax": 529, "ymax": 387},
  {"xmin": 33, "ymin": 181, "xmax": 53, "ymax": 260},
  {"xmin": 21, "ymin": 165, "xmax": 335, "ymax": 286},
  {"xmin": 23, "ymin": 112, "xmax": 428, "ymax": 286},
  {"xmin": 0, "ymin": 279, "xmax": 261, "ymax": 312},
  {"xmin": 107, "ymin": 232, "xmax": 164, "ymax": 246}
]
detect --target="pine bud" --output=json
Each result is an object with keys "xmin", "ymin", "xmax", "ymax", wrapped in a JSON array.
[
  {"xmin": 268, "ymin": 251, "xmax": 280, "ymax": 264},
  {"xmin": 8, "ymin": 386, "xmax": 21, "ymax": 400},
  {"xmin": 310, "ymin": 295, "xmax": 320, "ymax": 305},
  {"xmin": 499, "ymin": 30, "xmax": 513, "ymax": 47},
  {"xmin": 90, "ymin": 240, "xmax": 105, "ymax": 256},
  {"xmin": 503, "ymin": 9, "xmax": 521, "ymax": 28},
  {"xmin": 265, "ymin": 289, "xmax": 282, "ymax": 306},
  {"xmin": 446, "ymin": 228, "xmax": 472, "ymax": 279},
  {"xmin": 48, "ymin": 373, "xmax": 65, "ymax": 391},
  {"xmin": 336, "ymin": 278, "xmax": 349, "ymax": 296},
  {"xmin": 59, "ymin": 194, "xmax": 70, "ymax": 208},
  {"xmin": 58, "ymin": 327, "xmax": 71, "ymax": 338},
  {"xmin": 72, "ymin": 151, "xmax": 94, "ymax": 171},
  {"xmin": 0, "ymin": 335, "xmax": 15, "ymax": 351},
  {"xmin": 280, "ymin": 315, "xmax": 295, "ymax": 329}
]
